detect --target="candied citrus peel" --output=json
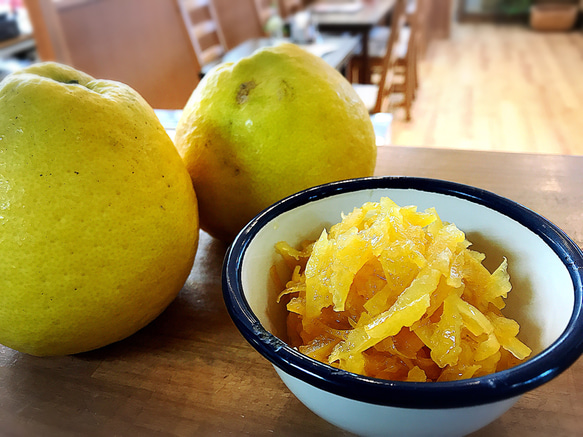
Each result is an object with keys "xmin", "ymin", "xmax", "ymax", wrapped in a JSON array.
[{"xmin": 274, "ymin": 197, "xmax": 531, "ymax": 382}]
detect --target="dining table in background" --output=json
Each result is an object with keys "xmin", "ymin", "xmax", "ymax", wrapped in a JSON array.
[
  {"xmin": 0, "ymin": 32, "xmax": 35, "ymax": 58},
  {"xmin": 310, "ymin": 0, "xmax": 397, "ymax": 84},
  {"xmin": 0, "ymin": 146, "xmax": 581, "ymax": 436},
  {"xmin": 199, "ymin": 34, "xmax": 361, "ymax": 79},
  {"xmin": 0, "ymin": 32, "xmax": 35, "ymax": 80}
]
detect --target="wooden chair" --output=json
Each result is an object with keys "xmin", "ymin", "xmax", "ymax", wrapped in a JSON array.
[
  {"xmin": 352, "ymin": 0, "xmax": 406, "ymax": 115},
  {"xmin": 412, "ymin": 0, "xmax": 430, "ymax": 59},
  {"xmin": 23, "ymin": 0, "xmax": 202, "ymax": 109},
  {"xmin": 386, "ymin": 0, "xmax": 426, "ymax": 120},
  {"xmin": 178, "ymin": 0, "xmax": 227, "ymax": 71},
  {"xmin": 351, "ymin": 0, "xmax": 424, "ymax": 120},
  {"xmin": 277, "ymin": 0, "xmax": 303, "ymax": 19},
  {"xmin": 23, "ymin": 0, "xmax": 72, "ymax": 64}
]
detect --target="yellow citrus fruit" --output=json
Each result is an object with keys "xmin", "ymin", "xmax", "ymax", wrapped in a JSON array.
[
  {"xmin": 175, "ymin": 43, "xmax": 376, "ymax": 242},
  {"xmin": 0, "ymin": 62, "xmax": 199, "ymax": 356}
]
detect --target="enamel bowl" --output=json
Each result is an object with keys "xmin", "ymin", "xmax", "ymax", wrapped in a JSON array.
[{"xmin": 222, "ymin": 177, "xmax": 583, "ymax": 437}]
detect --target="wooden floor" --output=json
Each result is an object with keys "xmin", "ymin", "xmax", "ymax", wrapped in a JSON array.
[{"xmin": 390, "ymin": 21, "xmax": 583, "ymax": 155}]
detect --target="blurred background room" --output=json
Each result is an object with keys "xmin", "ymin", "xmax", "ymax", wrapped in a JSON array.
[{"xmin": 1, "ymin": 0, "xmax": 582, "ymax": 154}]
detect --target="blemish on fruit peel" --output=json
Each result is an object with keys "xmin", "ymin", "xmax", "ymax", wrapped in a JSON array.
[
  {"xmin": 277, "ymin": 79, "xmax": 293, "ymax": 101},
  {"xmin": 236, "ymin": 81, "xmax": 256, "ymax": 104},
  {"xmin": 245, "ymin": 119, "xmax": 253, "ymax": 129}
]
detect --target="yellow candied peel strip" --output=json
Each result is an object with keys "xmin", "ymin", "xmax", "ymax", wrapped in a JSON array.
[{"xmin": 274, "ymin": 197, "xmax": 532, "ymax": 382}]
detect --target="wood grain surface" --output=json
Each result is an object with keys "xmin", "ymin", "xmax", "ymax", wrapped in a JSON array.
[
  {"xmin": 391, "ymin": 22, "xmax": 583, "ymax": 156},
  {"xmin": 0, "ymin": 146, "xmax": 581, "ymax": 436}
]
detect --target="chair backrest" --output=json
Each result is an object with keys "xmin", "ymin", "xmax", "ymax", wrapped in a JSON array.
[
  {"xmin": 277, "ymin": 0, "xmax": 303, "ymax": 19},
  {"xmin": 373, "ymin": 0, "xmax": 406, "ymax": 113},
  {"xmin": 178, "ymin": 0, "xmax": 227, "ymax": 68},
  {"xmin": 23, "ymin": 0, "xmax": 202, "ymax": 109},
  {"xmin": 24, "ymin": 0, "xmax": 72, "ymax": 63},
  {"xmin": 254, "ymin": 0, "xmax": 274, "ymax": 34},
  {"xmin": 400, "ymin": 0, "xmax": 423, "ymax": 60}
]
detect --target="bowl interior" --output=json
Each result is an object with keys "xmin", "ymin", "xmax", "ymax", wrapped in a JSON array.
[{"xmin": 241, "ymin": 187, "xmax": 575, "ymax": 356}]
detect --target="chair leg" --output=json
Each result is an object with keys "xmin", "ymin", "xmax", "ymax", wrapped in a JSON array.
[
  {"xmin": 385, "ymin": 41, "xmax": 420, "ymax": 120},
  {"xmin": 404, "ymin": 83, "xmax": 412, "ymax": 121},
  {"xmin": 404, "ymin": 52, "xmax": 416, "ymax": 121},
  {"xmin": 413, "ymin": 46, "xmax": 419, "ymax": 95},
  {"xmin": 348, "ymin": 57, "xmax": 363, "ymax": 83}
]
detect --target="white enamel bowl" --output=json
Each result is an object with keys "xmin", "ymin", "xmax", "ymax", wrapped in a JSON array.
[{"xmin": 222, "ymin": 177, "xmax": 583, "ymax": 437}]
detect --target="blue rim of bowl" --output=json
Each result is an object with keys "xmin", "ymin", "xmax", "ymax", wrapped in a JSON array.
[{"xmin": 222, "ymin": 176, "xmax": 583, "ymax": 409}]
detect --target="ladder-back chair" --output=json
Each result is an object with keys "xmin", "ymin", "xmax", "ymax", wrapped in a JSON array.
[
  {"xmin": 352, "ymin": 0, "xmax": 406, "ymax": 115},
  {"xmin": 24, "ymin": 0, "xmax": 202, "ymax": 109},
  {"xmin": 178, "ymin": 0, "xmax": 227, "ymax": 70}
]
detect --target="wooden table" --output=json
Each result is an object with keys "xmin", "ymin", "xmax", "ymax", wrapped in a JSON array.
[
  {"xmin": 0, "ymin": 146, "xmax": 581, "ymax": 436},
  {"xmin": 199, "ymin": 34, "xmax": 361, "ymax": 79},
  {"xmin": 311, "ymin": 0, "xmax": 397, "ymax": 84}
]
